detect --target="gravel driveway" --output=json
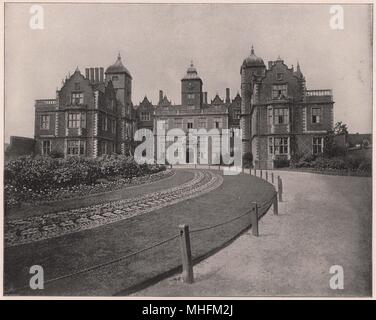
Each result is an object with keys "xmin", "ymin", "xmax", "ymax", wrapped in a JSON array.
[{"xmin": 134, "ymin": 171, "xmax": 372, "ymax": 297}]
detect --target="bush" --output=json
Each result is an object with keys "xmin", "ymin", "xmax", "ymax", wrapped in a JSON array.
[
  {"xmin": 289, "ymin": 151, "xmax": 371, "ymax": 175},
  {"xmin": 290, "ymin": 152, "xmax": 316, "ymax": 168},
  {"xmin": 274, "ymin": 159, "xmax": 290, "ymax": 168},
  {"xmin": 4, "ymin": 155, "xmax": 166, "ymax": 194},
  {"xmin": 50, "ymin": 150, "xmax": 64, "ymax": 158},
  {"xmin": 242, "ymin": 152, "xmax": 253, "ymax": 168},
  {"xmin": 358, "ymin": 158, "xmax": 372, "ymax": 172}
]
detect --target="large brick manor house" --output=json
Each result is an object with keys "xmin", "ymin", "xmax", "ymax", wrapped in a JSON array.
[{"xmin": 34, "ymin": 48, "xmax": 334, "ymax": 169}]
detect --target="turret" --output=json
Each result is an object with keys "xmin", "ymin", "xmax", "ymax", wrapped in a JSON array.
[
  {"xmin": 240, "ymin": 46, "xmax": 265, "ymax": 156},
  {"xmin": 105, "ymin": 53, "xmax": 132, "ymax": 115}
]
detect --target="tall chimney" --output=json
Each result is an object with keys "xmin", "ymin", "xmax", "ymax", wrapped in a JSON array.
[
  {"xmin": 94, "ymin": 68, "xmax": 99, "ymax": 83},
  {"xmin": 204, "ymin": 92, "xmax": 208, "ymax": 104},
  {"xmin": 159, "ymin": 90, "xmax": 163, "ymax": 104},
  {"xmin": 90, "ymin": 68, "xmax": 94, "ymax": 83},
  {"xmin": 226, "ymin": 88, "xmax": 230, "ymax": 103},
  {"xmin": 85, "ymin": 68, "xmax": 90, "ymax": 79},
  {"xmin": 100, "ymin": 67, "xmax": 104, "ymax": 82}
]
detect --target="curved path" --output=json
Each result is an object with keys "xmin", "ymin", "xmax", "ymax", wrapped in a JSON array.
[
  {"xmin": 5, "ymin": 170, "xmax": 223, "ymax": 247},
  {"xmin": 134, "ymin": 170, "xmax": 372, "ymax": 297},
  {"xmin": 4, "ymin": 169, "xmax": 275, "ymax": 296}
]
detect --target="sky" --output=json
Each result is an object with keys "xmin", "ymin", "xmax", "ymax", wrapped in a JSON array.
[{"xmin": 4, "ymin": 3, "xmax": 373, "ymax": 142}]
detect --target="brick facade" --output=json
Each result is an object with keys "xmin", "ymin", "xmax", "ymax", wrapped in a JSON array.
[
  {"xmin": 34, "ymin": 55, "xmax": 136, "ymax": 158},
  {"xmin": 134, "ymin": 63, "xmax": 241, "ymax": 165},
  {"xmin": 34, "ymin": 49, "xmax": 334, "ymax": 166},
  {"xmin": 241, "ymin": 49, "xmax": 334, "ymax": 169}
]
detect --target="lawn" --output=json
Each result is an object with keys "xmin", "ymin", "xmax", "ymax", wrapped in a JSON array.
[{"xmin": 4, "ymin": 170, "xmax": 275, "ymax": 296}]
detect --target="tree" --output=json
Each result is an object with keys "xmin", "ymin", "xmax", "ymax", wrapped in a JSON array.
[{"xmin": 334, "ymin": 121, "xmax": 348, "ymax": 136}]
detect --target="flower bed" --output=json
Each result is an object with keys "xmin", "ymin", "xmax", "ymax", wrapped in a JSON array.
[{"xmin": 4, "ymin": 155, "xmax": 167, "ymax": 208}]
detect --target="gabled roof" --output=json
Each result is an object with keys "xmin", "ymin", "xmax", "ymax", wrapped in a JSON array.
[
  {"xmin": 136, "ymin": 95, "xmax": 154, "ymax": 109},
  {"xmin": 231, "ymin": 92, "xmax": 242, "ymax": 106},
  {"xmin": 211, "ymin": 94, "xmax": 224, "ymax": 105},
  {"xmin": 159, "ymin": 95, "xmax": 172, "ymax": 107}
]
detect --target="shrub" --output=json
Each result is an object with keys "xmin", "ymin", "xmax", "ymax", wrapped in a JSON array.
[
  {"xmin": 4, "ymin": 155, "xmax": 165, "ymax": 194},
  {"xmin": 242, "ymin": 152, "xmax": 253, "ymax": 168},
  {"xmin": 290, "ymin": 152, "xmax": 316, "ymax": 168},
  {"xmin": 274, "ymin": 159, "xmax": 290, "ymax": 168},
  {"xmin": 50, "ymin": 150, "xmax": 64, "ymax": 158},
  {"xmin": 358, "ymin": 158, "xmax": 372, "ymax": 172}
]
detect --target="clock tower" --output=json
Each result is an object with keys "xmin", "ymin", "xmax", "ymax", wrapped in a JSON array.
[{"xmin": 181, "ymin": 62, "xmax": 203, "ymax": 108}]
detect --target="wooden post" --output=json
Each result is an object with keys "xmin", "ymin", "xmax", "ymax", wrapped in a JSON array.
[
  {"xmin": 179, "ymin": 224, "xmax": 194, "ymax": 283},
  {"xmin": 194, "ymin": 163, "xmax": 197, "ymax": 169},
  {"xmin": 271, "ymin": 172, "xmax": 274, "ymax": 183},
  {"xmin": 278, "ymin": 176, "xmax": 283, "ymax": 202},
  {"xmin": 273, "ymin": 193, "xmax": 278, "ymax": 215},
  {"xmin": 260, "ymin": 170, "xmax": 263, "ymax": 179},
  {"xmin": 266, "ymin": 171, "xmax": 268, "ymax": 181},
  {"xmin": 254, "ymin": 168, "xmax": 256, "ymax": 176},
  {"xmin": 251, "ymin": 202, "xmax": 259, "ymax": 236}
]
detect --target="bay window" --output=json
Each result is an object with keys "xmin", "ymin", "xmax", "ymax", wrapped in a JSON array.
[
  {"xmin": 269, "ymin": 137, "xmax": 289, "ymax": 155},
  {"xmin": 67, "ymin": 140, "xmax": 86, "ymax": 156},
  {"xmin": 273, "ymin": 108, "xmax": 289, "ymax": 124},
  {"xmin": 40, "ymin": 115, "xmax": 50, "ymax": 130},
  {"xmin": 312, "ymin": 107, "xmax": 322, "ymax": 124},
  {"xmin": 68, "ymin": 112, "xmax": 86, "ymax": 129}
]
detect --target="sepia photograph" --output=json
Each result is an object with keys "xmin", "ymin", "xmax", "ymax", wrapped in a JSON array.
[{"xmin": 1, "ymin": 1, "xmax": 373, "ymax": 300}]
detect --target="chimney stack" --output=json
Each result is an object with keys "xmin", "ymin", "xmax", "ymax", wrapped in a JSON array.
[
  {"xmin": 85, "ymin": 68, "xmax": 90, "ymax": 79},
  {"xmin": 90, "ymin": 68, "xmax": 94, "ymax": 83},
  {"xmin": 226, "ymin": 88, "xmax": 230, "ymax": 103},
  {"xmin": 100, "ymin": 67, "xmax": 104, "ymax": 82},
  {"xmin": 203, "ymin": 92, "xmax": 208, "ymax": 104},
  {"xmin": 159, "ymin": 90, "xmax": 163, "ymax": 104},
  {"xmin": 94, "ymin": 68, "xmax": 99, "ymax": 83}
]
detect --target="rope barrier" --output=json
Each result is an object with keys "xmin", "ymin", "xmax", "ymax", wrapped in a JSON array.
[
  {"xmin": 258, "ymin": 192, "xmax": 277, "ymax": 208},
  {"xmin": 6, "ymin": 189, "xmax": 278, "ymax": 294},
  {"xmin": 190, "ymin": 207, "xmax": 255, "ymax": 234},
  {"xmin": 6, "ymin": 233, "xmax": 180, "ymax": 294}
]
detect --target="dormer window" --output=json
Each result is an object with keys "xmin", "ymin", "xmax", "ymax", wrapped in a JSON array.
[
  {"xmin": 276, "ymin": 73, "xmax": 284, "ymax": 81},
  {"xmin": 72, "ymin": 92, "xmax": 84, "ymax": 105},
  {"xmin": 112, "ymin": 75, "xmax": 119, "ymax": 81}
]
